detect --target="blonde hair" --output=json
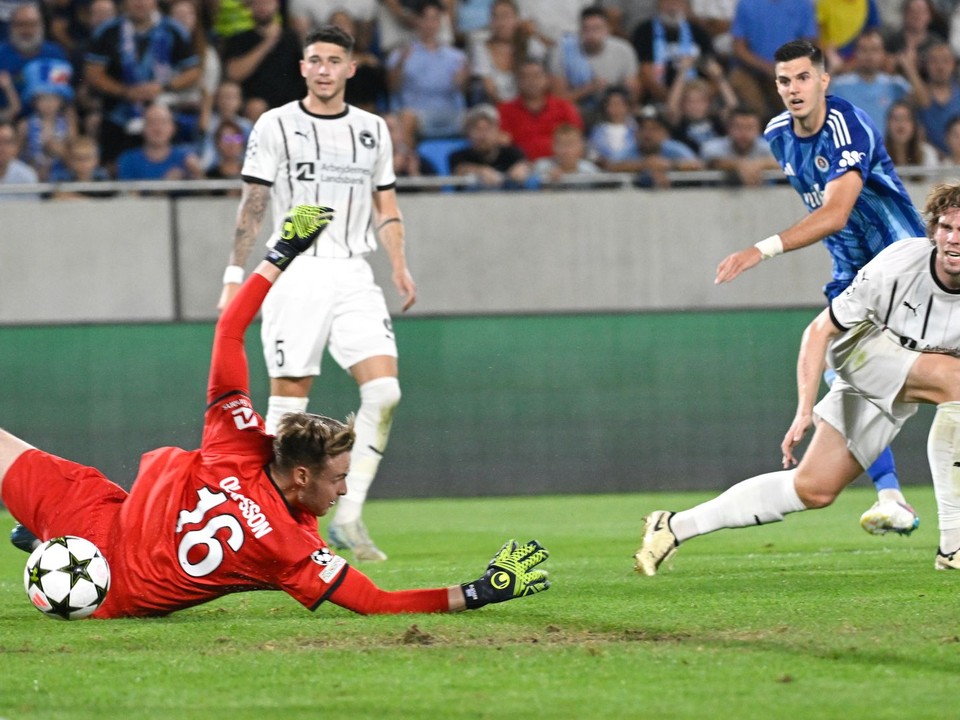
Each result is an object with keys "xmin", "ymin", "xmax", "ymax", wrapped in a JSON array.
[{"xmin": 273, "ymin": 413, "xmax": 355, "ymax": 472}]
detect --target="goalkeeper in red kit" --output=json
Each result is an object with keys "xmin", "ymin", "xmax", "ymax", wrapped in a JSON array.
[{"xmin": 0, "ymin": 205, "xmax": 550, "ymax": 618}]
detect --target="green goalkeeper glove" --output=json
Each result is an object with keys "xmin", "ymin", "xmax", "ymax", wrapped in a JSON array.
[
  {"xmin": 461, "ymin": 539, "xmax": 550, "ymax": 609},
  {"xmin": 265, "ymin": 204, "xmax": 335, "ymax": 270}
]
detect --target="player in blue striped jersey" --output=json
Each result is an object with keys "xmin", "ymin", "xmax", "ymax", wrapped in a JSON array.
[{"xmin": 715, "ymin": 40, "xmax": 925, "ymax": 536}]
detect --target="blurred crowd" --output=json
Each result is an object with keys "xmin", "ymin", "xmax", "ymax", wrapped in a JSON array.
[{"xmin": 1, "ymin": 0, "xmax": 959, "ymax": 196}]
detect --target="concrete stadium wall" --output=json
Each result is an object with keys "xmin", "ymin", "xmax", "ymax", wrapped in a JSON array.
[{"xmin": 0, "ymin": 185, "xmax": 863, "ymax": 323}]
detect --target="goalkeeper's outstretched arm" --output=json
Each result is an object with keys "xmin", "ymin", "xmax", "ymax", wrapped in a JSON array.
[{"xmin": 325, "ymin": 539, "xmax": 551, "ymax": 615}]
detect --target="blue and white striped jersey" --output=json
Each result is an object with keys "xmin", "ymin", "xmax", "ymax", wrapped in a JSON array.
[{"xmin": 764, "ymin": 94, "xmax": 925, "ymax": 299}]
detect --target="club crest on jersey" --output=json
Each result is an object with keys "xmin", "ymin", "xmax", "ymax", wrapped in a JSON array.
[
  {"xmin": 359, "ymin": 130, "xmax": 376, "ymax": 149},
  {"xmin": 814, "ymin": 155, "xmax": 829, "ymax": 171},
  {"xmin": 310, "ymin": 547, "xmax": 335, "ymax": 566}
]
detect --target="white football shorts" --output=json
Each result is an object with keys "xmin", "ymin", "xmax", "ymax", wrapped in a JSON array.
[
  {"xmin": 815, "ymin": 322, "xmax": 921, "ymax": 468},
  {"xmin": 260, "ymin": 256, "xmax": 397, "ymax": 378}
]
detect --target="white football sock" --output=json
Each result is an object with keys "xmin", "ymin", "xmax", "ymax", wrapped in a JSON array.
[
  {"xmin": 927, "ymin": 402, "xmax": 960, "ymax": 553},
  {"xmin": 671, "ymin": 470, "xmax": 807, "ymax": 543},
  {"xmin": 265, "ymin": 395, "xmax": 309, "ymax": 435},
  {"xmin": 334, "ymin": 377, "xmax": 401, "ymax": 525}
]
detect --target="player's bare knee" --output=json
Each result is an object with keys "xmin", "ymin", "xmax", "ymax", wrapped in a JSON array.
[{"xmin": 794, "ymin": 476, "xmax": 839, "ymax": 509}]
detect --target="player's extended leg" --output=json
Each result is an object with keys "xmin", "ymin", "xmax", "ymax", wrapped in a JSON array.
[
  {"xmin": 899, "ymin": 353, "xmax": 960, "ymax": 568},
  {"xmin": 635, "ymin": 421, "xmax": 863, "ymax": 575},
  {"xmin": 0, "ymin": 428, "xmax": 42, "ymax": 553},
  {"xmin": 328, "ymin": 354, "xmax": 401, "ymax": 563},
  {"xmin": 822, "ymin": 368, "xmax": 918, "ymax": 535}
]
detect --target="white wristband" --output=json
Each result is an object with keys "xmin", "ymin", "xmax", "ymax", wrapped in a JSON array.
[
  {"xmin": 754, "ymin": 234, "xmax": 784, "ymax": 260},
  {"xmin": 222, "ymin": 265, "xmax": 244, "ymax": 285}
]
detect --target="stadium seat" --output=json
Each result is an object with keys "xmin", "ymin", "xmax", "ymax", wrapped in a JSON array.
[{"xmin": 417, "ymin": 137, "xmax": 469, "ymax": 176}]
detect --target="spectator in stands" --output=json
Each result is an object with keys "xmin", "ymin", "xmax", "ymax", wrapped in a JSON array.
[
  {"xmin": 387, "ymin": 0, "xmax": 468, "ymax": 146},
  {"xmin": 385, "ymin": 111, "xmax": 439, "ymax": 180},
  {"xmin": 514, "ymin": 0, "xmax": 594, "ymax": 47},
  {"xmin": 632, "ymin": 0, "xmax": 716, "ymax": 105},
  {"xmin": 829, "ymin": 29, "xmax": 918, "ymax": 133},
  {"xmin": 469, "ymin": 0, "xmax": 548, "ymax": 106},
  {"xmin": 199, "ymin": 80, "xmax": 250, "ymax": 170},
  {"xmin": 69, "ymin": 0, "xmax": 117, "ymax": 141},
  {"xmin": 606, "ymin": 105, "xmax": 703, "ymax": 187},
  {"xmin": 664, "ymin": 55, "xmax": 736, "ymax": 153},
  {"xmin": 885, "ymin": 0, "xmax": 945, "ymax": 58},
  {"xmin": 378, "ymin": 0, "xmax": 456, "ymax": 56},
  {"xmin": 600, "ymin": 0, "xmax": 657, "ymax": 40},
  {"xmin": 727, "ymin": 0, "xmax": 818, "ymax": 121},
  {"xmin": 17, "ymin": 59, "xmax": 77, "ymax": 180},
  {"xmin": 211, "ymin": 0, "xmax": 254, "ymax": 53},
  {"xmin": 588, "ymin": 85, "xmax": 639, "ymax": 167},
  {"xmin": 940, "ymin": 113, "xmax": 960, "ymax": 166},
  {"xmin": 456, "ymin": 0, "xmax": 497, "ymax": 46},
  {"xmin": 913, "ymin": 41, "xmax": 960, "ymax": 155},
  {"xmin": 115, "ymin": 101, "xmax": 202, "ymax": 181},
  {"xmin": 289, "ymin": 1, "xmax": 377, "ymax": 48},
  {"xmin": 815, "ymin": 0, "xmax": 882, "ymax": 73},
  {"xmin": 498, "ymin": 58, "xmax": 583, "ymax": 160},
  {"xmin": 50, "ymin": 134, "xmax": 113, "ymax": 198},
  {"xmin": 884, "ymin": 98, "xmax": 940, "ymax": 178},
  {"xmin": 0, "ymin": 0, "xmax": 36, "ymax": 44},
  {"xmin": 166, "ymin": 0, "xmax": 220, "ymax": 145},
  {"xmin": 0, "ymin": 118, "xmax": 38, "ymax": 198},
  {"xmin": 449, "ymin": 103, "xmax": 531, "ymax": 189},
  {"xmin": 0, "ymin": 70, "xmax": 18, "ymax": 121},
  {"xmin": 328, "ymin": 10, "xmax": 388, "ymax": 114},
  {"xmin": 549, "ymin": 5, "xmax": 640, "ymax": 122},
  {"xmin": 699, "ymin": 105, "xmax": 778, "ymax": 185},
  {"xmin": 242, "ymin": 96, "xmax": 268, "ymax": 123},
  {"xmin": 221, "ymin": 0, "xmax": 302, "ymax": 112},
  {"xmin": 689, "ymin": 0, "xmax": 737, "ymax": 58},
  {"xmin": 0, "ymin": 3, "xmax": 69, "ymax": 115},
  {"xmin": 85, "ymin": 0, "xmax": 200, "ymax": 165},
  {"xmin": 203, "ymin": 117, "xmax": 244, "ymax": 195},
  {"xmin": 532, "ymin": 122, "xmax": 600, "ymax": 186}
]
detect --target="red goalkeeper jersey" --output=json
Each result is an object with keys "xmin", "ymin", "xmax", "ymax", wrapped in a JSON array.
[{"xmin": 92, "ymin": 273, "xmax": 449, "ymax": 618}]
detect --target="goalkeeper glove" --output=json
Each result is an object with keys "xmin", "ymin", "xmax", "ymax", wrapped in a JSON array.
[
  {"xmin": 265, "ymin": 204, "xmax": 335, "ymax": 270},
  {"xmin": 461, "ymin": 539, "xmax": 550, "ymax": 609}
]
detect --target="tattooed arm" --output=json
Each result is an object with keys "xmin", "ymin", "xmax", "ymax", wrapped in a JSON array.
[{"xmin": 218, "ymin": 181, "xmax": 271, "ymax": 311}]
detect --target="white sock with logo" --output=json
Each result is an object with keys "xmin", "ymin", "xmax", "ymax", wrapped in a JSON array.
[
  {"xmin": 334, "ymin": 377, "xmax": 401, "ymax": 526},
  {"xmin": 265, "ymin": 395, "xmax": 309, "ymax": 435},
  {"xmin": 670, "ymin": 470, "xmax": 807, "ymax": 543}
]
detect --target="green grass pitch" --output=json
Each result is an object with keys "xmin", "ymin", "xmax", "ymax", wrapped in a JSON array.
[{"xmin": 1, "ymin": 486, "xmax": 957, "ymax": 720}]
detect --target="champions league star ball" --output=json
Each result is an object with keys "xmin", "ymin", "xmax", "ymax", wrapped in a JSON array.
[{"xmin": 23, "ymin": 536, "xmax": 111, "ymax": 620}]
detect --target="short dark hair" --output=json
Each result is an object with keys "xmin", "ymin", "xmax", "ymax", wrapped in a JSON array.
[
  {"xmin": 580, "ymin": 5, "xmax": 608, "ymax": 22},
  {"xmin": 303, "ymin": 24, "xmax": 354, "ymax": 53},
  {"xmin": 773, "ymin": 40, "xmax": 824, "ymax": 69}
]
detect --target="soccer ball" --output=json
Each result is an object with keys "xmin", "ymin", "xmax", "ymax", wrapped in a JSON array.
[{"xmin": 23, "ymin": 536, "xmax": 111, "ymax": 620}]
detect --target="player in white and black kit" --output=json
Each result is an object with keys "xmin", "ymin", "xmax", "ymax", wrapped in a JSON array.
[
  {"xmin": 636, "ymin": 181, "xmax": 960, "ymax": 575},
  {"xmin": 218, "ymin": 24, "xmax": 417, "ymax": 562}
]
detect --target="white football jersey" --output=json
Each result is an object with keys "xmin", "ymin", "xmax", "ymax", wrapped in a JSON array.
[
  {"xmin": 242, "ymin": 101, "xmax": 396, "ymax": 258},
  {"xmin": 830, "ymin": 236, "xmax": 960, "ymax": 356}
]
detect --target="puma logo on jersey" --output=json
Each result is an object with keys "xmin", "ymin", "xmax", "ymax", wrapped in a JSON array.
[
  {"xmin": 903, "ymin": 300, "xmax": 921, "ymax": 315},
  {"xmin": 294, "ymin": 130, "xmax": 309, "ymax": 139}
]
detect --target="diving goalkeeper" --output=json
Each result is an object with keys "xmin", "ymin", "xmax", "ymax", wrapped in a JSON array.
[{"xmin": 0, "ymin": 205, "xmax": 550, "ymax": 618}]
